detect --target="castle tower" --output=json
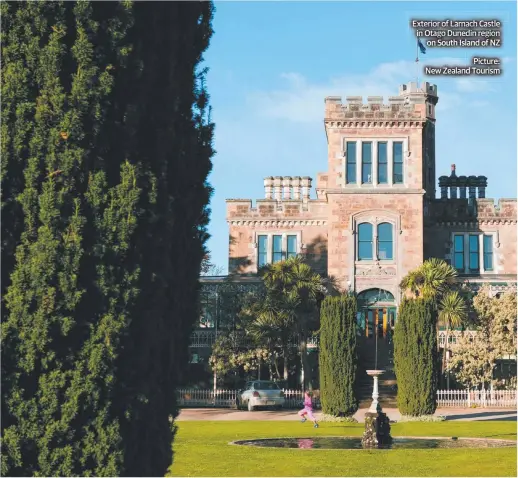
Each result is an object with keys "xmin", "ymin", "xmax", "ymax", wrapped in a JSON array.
[{"xmin": 321, "ymin": 82, "xmax": 439, "ymax": 298}]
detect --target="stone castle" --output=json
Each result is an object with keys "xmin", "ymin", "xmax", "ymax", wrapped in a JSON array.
[
  {"xmin": 226, "ymin": 82, "xmax": 517, "ymax": 300},
  {"xmin": 191, "ymin": 81, "xmax": 516, "ymax": 394}
]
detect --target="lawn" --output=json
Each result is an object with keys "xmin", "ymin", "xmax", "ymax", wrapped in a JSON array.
[{"xmin": 168, "ymin": 421, "xmax": 517, "ymax": 477}]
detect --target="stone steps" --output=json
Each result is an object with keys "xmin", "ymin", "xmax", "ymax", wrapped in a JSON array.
[{"xmin": 355, "ymin": 336, "xmax": 397, "ymax": 408}]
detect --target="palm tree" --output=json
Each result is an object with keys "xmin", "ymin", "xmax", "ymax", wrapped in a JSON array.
[
  {"xmin": 399, "ymin": 268, "xmax": 425, "ymax": 299},
  {"xmin": 260, "ymin": 256, "xmax": 328, "ymax": 390},
  {"xmin": 400, "ymin": 259, "xmax": 461, "ymax": 344},
  {"xmin": 400, "ymin": 258, "xmax": 457, "ymax": 301},
  {"xmin": 438, "ymin": 291, "xmax": 468, "ymax": 386},
  {"xmin": 245, "ymin": 297, "xmax": 295, "ymax": 380}
]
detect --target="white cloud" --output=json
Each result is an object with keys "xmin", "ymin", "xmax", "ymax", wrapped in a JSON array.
[
  {"xmin": 455, "ymin": 78, "xmax": 494, "ymax": 93},
  {"xmin": 470, "ymin": 100, "xmax": 490, "ymax": 108},
  {"xmin": 246, "ymin": 57, "xmax": 494, "ymax": 122}
]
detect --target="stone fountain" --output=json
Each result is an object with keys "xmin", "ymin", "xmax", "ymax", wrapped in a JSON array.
[
  {"xmin": 361, "ymin": 367, "xmax": 393, "ymax": 447},
  {"xmin": 361, "ymin": 370, "xmax": 393, "ymax": 447}
]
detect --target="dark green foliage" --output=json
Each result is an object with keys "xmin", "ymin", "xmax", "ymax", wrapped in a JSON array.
[
  {"xmin": 1, "ymin": 1, "xmax": 214, "ymax": 476},
  {"xmin": 319, "ymin": 296, "xmax": 358, "ymax": 416},
  {"xmin": 393, "ymin": 299, "xmax": 439, "ymax": 416}
]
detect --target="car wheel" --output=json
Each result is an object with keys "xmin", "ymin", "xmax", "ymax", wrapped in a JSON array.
[{"xmin": 247, "ymin": 400, "xmax": 255, "ymax": 412}]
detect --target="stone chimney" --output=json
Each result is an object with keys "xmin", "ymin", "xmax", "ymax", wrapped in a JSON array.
[
  {"xmin": 468, "ymin": 175, "xmax": 477, "ymax": 199},
  {"xmin": 263, "ymin": 176, "xmax": 274, "ymax": 199},
  {"xmin": 292, "ymin": 176, "xmax": 302, "ymax": 200},
  {"xmin": 477, "ymin": 176, "xmax": 487, "ymax": 198},
  {"xmin": 449, "ymin": 164, "xmax": 457, "ymax": 199},
  {"xmin": 273, "ymin": 176, "xmax": 282, "ymax": 201},
  {"xmin": 438, "ymin": 175, "xmax": 449, "ymax": 199},
  {"xmin": 458, "ymin": 176, "xmax": 467, "ymax": 199},
  {"xmin": 282, "ymin": 177, "xmax": 292, "ymax": 200},
  {"xmin": 301, "ymin": 176, "xmax": 312, "ymax": 201}
]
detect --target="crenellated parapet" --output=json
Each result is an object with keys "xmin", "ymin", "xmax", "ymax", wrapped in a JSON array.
[
  {"xmin": 324, "ymin": 82, "xmax": 438, "ymax": 125},
  {"xmin": 226, "ymin": 197, "xmax": 327, "ymax": 225},
  {"xmin": 429, "ymin": 198, "xmax": 517, "ymax": 225}
]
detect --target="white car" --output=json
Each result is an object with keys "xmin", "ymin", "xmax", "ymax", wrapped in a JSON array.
[{"xmin": 237, "ymin": 380, "xmax": 285, "ymax": 411}]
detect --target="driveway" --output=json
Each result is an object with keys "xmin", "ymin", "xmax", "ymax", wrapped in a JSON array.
[{"xmin": 177, "ymin": 407, "xmax": 517, "ymax": 422}]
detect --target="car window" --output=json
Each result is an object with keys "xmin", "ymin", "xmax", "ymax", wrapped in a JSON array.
[{"xmin": 256, "ymin": 381, "xmax": 280, "ymax": 390}]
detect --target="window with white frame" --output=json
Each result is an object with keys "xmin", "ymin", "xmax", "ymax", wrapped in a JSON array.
[
  {"xmin": 346, "ymin": 142, "xmax": 357, "ymax": 184},
  {"xmin": 257, "ymin": 233, "xmax": 300, "ymax": 267},
  {"xmin": 377, "ymin": 142, "xmax": 388, "ymax": 184},
  {"xmin": 258, "ymin": 235, "xmax": 268, "ymax": 268},
  {"xmin": 357, "ymin": 222, "xmax": 394, "ymax": 261},
  {"xmin": 392, "ymin": 142, "xmax": 404, "ymax": 184},
  {"xmin": 344, "ymin": 139, "xmax": 407, "ymax": 186},
  {"xmin": 451, "ymin": 233, "xmax": 495, "ymax": 274},
  {"xmin": 361, "ymin": 142, "xmax": 372, "ymax": 184}
]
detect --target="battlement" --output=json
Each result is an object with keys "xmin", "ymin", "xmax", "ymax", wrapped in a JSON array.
[
  {"xmin": 399, "ymin": 81, "xmax": 438, "ymax": 97},
  {"xmin": 226, "ymin": 197, "xmax": 327, "ymax": 221},
  {"xmin": 325, "ymin": 82, "xmax": 438, "ymax": 120},
  {"xmin": 429, "ymin": 198, "xmax": 517, "ymax": 223}
]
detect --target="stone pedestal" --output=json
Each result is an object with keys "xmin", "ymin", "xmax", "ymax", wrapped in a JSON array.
[
  {"xmin": 361, "ymin": 369, "xmax": 393, "ymax": 448},
  {"xmin": 361, "ymin": 411, "xmax": 393, "ymax": 448}
]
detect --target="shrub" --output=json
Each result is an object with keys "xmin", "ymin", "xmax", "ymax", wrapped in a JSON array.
[
  {"xmin": 318, "ymin": 414, "xmax": 358, "ymax": 423},
  {"xmin": 396, "ymin": 415, "xmax": 446, "ymax": 422}
]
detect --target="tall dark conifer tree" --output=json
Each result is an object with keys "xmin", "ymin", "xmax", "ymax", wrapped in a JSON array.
[
  {"xmin": 319, "ymin": 296, "xmax": 358, "ymax": 416},
  {"xmin": 1, "ymin": 1, "xmax": 214, "ymax": 476},
  {"xmin": 393, "ymin": 298, "xmax": 439, "ymax": 416}
]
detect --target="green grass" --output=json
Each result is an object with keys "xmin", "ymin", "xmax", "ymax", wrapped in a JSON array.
[{"xmin": 168, "ymin": 421, "xmax": 517, "ymax": 477}]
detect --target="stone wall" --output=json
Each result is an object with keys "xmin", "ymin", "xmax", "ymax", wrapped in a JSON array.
[
  {"xmin": 425, "ymin": 198, "xmax": 517, "ymax": 276},
  {"xmin": 327, "ymin": 194, "xmax": 424, "ymax": 296},
  {"xmin": 323, "ymin": 82, "xmax": 438, "ymax": 194},
  {"xmin": 428, "ymin": 198, "xmax": 517, "ymax": 222},
  {"xmin": 226, "ymin": 197, "xmax": 328, "ymax": 274},
  {"xmin": 224, "ymin": 82, "xmax": 516, "ymax": 290}
]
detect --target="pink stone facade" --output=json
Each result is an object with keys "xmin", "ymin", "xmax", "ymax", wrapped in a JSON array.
[{"xmin": 225, "ymin": 82, "xmax": 517, "ymax": 300}]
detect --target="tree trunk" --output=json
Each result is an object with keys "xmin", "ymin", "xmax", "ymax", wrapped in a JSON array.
[
  {"xmin": 442, "ymin": 326, "xmax": 449, "ymax": 388},
  {"xmin": 273, "ymin": 357, "xmax": 280, "ymax": 380},
  {"xmin": 283, "ymin": 345, "xmax": 289, "ymax": 381},
  {"xmin": 299, "ymin": 337, "xmax": 310, "ymax": 391}
]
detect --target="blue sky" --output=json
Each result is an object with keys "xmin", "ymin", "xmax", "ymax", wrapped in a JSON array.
[{"xmin": 203, "ymin": 1, "xmax": 517, "ymax": 272}]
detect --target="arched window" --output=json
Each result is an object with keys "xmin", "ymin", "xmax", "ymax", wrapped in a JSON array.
[
  {"xmin": 358, "ymin": 223, "xmax": 373, "ymax": 260},
  {"xmin": 377, "ymin": 222, "xmax": 393, "ymax": 260}
]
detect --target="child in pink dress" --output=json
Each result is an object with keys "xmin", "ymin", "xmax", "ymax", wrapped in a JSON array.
[{"xmin": 298, "ymin": 391, "xmax": 318, "ymax": 428}]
